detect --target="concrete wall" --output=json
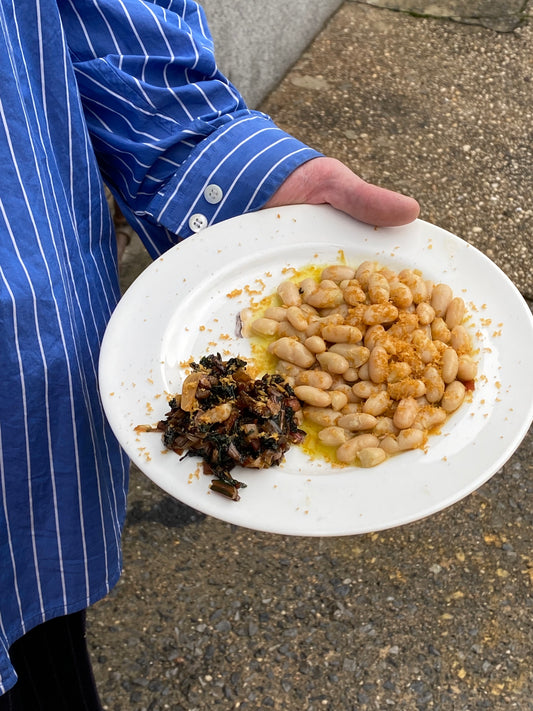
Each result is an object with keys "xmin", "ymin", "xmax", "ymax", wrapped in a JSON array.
[{"xmin": 201, "ymin": 0, "xmax": 343, "ymax": 108}]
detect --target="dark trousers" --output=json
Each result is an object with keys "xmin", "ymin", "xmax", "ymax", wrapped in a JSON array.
[{"xmin": 0, "ymin": 611, "xmax": 103, "ymax": 711}]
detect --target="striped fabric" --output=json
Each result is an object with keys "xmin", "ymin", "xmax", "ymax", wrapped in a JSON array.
[{"xmin": 0, "ymin": 0, "xmax": 320, "ymax": 694}]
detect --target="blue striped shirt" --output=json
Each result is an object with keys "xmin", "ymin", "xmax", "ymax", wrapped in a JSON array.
[{"xmin": 0, "ymin": 0, "xmax": 320, "ymax": 693}]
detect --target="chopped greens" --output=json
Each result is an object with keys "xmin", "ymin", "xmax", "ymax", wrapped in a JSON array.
[{"xmin": 155, "ymin": 354, "xmax": 305, "ymax": 500}]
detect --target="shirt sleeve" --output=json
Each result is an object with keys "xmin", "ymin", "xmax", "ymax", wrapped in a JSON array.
[{"xmin": 58, "ymin": 0, "xmax": 322, "ymax": 256}]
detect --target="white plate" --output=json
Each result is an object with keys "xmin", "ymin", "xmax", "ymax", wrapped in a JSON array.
[{"xmin": 99, "ymin": 205, "xmax": 533, "ymax": 536}]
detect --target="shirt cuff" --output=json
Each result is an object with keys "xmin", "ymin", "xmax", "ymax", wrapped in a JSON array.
[{"xmin": 148, "ymin": 113, "xmax": 322, "ymax": 239}]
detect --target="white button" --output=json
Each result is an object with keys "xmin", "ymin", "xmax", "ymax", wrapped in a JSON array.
[
  {"xmin": 204, "ymin": 184, "xmax": 223, "ymax": 204},
  {"xmin": 189, "ymin": 213, "xmax": 208, "ymax": 232}
]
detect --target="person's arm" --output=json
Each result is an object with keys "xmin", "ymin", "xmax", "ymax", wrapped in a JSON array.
[
  {"xmin": 60, "ymin": 0, "xmax": 418, "ymax": 258},
  {"xmin": 59, "ymin": 0, "xmax": 321, "ymax": 256}
]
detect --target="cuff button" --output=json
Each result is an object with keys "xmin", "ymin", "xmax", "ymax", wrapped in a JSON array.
[
  {"xmin": 189, "ymin": 213, "xmax": 208, "ymax": 232},
  {"xmin": 204, "ymin": 184, "xmax": 223, "ymax": 204}
]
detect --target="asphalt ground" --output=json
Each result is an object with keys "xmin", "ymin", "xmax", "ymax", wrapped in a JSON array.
[{"xmin": 88, "ymin": 3, "xmax": 533, "ymax": 710}]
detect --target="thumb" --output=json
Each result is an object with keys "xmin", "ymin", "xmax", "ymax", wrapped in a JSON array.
[{"xmin": 265, "ymin": 157, "xmax": 419, "ymax": 227}]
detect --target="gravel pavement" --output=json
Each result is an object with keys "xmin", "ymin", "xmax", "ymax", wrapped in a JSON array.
[{"xmin": 88, "ymin": 3, "xmax": 533, "ymax": 710}]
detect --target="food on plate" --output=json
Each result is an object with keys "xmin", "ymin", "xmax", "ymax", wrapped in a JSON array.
[
  {"xmin": 240, "ymin": 260, "xmax": 478, "ymax": 467},
  {"xmin": 150, "ymin": 354, "xmax": 305, "ymax": 500}
]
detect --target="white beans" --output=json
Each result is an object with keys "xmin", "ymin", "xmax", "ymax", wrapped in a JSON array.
[
  {"xmin": 362, "ymin": 391, "xmax": 391, "ymax": 416},
  {"xmin": 352, "ymin": 380, "xmax": 385, "ymax": 399},
  {"xmin": 180, "ymin": 372, "xmax": 202, "ymax": 411},
  {"xmin": 196, "ymin": 402, "xmax": 233, "ymax": 425},
  {"xmin": 450, "ymin": 325, "xmax": 472, "ymax": 354},
  {"xmin": 342, "ymin": 280, "xmax": 367, "ymax": 305},
  {"xmin": 316, "ymin": 351, "xmax": 350, "ymax": 375},
  {"xmin": 441, "ymin": 347, "xmax": 459, "ymax": 384},
  {"xmin": 393, "ymin": 397, "xmax": 419, "ymax": 430},
  {"xmin": 431, "ymin": 317, "xmax": 451, "ymax": 343},
  {"xmin": 251, "ymin": 317, "xmax": 279, "ymax": 336},
  {"xmin": 368, "ymin": 273, "xmax": 390, "ymax": 304},
  {"xmin": 423, "ymin": 366, "xmax": 445, "ymax": 404},
  {"xmin": 295, "ymin": 370, "xmax": 333, "ymax": 390},
  {"xmin": 321, "ymin": 324, "xmax": 362, "ymax": 343},
  {"xmin": 390, "ymin": 281, "xmax": 413, "ymax": 309},
  {"xmin": 388, "ymin": 379, "xmax": 426, "ymax": 400},
  {"xmin": 286, "ymin": 305, "xmax": 309, "ymax": 331},
  {"xmin": 321, "ymin": 265, "xmax": 355, "ymax": 282},
  {"xmin": 412, "ymin": 406, "xmax": 447, "ymax": 431},
  {"xmin": 431, "ymin": 283, "xmax": 453, "ymax": 317},
  {"xmin": 337, "ymin": 413, "xmax": 378, "ymax": 431},
  {"xmin": 302, "ymin": 407, "xmax": 340, "ymax": 427},
  {"xmin": 342, "ymin": 367, "xmax": 359, "ymax": 383},
  {"xmin": 336, "ymin": 434, "xmax": 380, "ymax": 463},
  {"xmin": 277, "ymin": 280, "xmax": 301, "ymax": 306},
  {"xmin": 269, "ymin": 337, "xmax": 315, "ymax": 368},
  {"xmin": 380, "ymin": 435, "xmax": 400, "ymax": 455},
  {"xmin": 368, "ymin": 345, "xmax": 389, "ymax": 383},
  {"xmin": 445, "ymin": 297, "xmax": 465, "ymax": 329},
  {"xmin": 416, "ymin": 302, "xmax": 436, "ymax": 326},
  {"xmin": 329, "ymin": 344, "xmax": 369, "ymax": 368},
  {"xmin": 372, "ymin": 417, "xmax": 398, "ymax": 437},
  {"xmin": 358, "ymin": 447, "xmax": 387, "ymax": 467},
  {"xmin": 243, "ymin": 259, "xmax": 478, "ymax": 470},
  {"xmin": 263, "ymin": 306, "xmax": 288, "ymax": 321},
  {"xmin": 457, "ymin": 355, "xmax": 478, "ymax": 382},
  {"xmin": 333, "ymin": 382, "xmax": 359, "ymax": 403},
  {"xmin": 398, "ymin": 269, "xmax": 427, "ymax": 303},
  {"xmin": 387, "ymin": 361, "xmax": 411, "ymax": 383},
  {"xmin": 305, "ymin": 281, "xmax": 344, "ymax": 309},
  {"xmin": 330, "ymin": 390, "xmax": 349, "ymax": 411},
  {"xmin": 397, "ymin": 428, "xmax": 426, "ymax": 451},
  {"xmin": 318, "ymin": 426, "xmax": 347, "ymax": 447},
  {"xmin": 441, "ymin": 381, "xmax": 466, "ymax": 412},
  {"xmin": 293, "ymin": 385, "xmax": 332, "ymax": 408},
  {"xmin": 355, "ymin": 261, "xmax": 377, "ymax": 288},
  {"xmin": 304, "ymin": 335, "xmax": 327, "ymax": 354},
  {"xmin": 363, "ymin": 303, "xmax": 399, "ymax": 326}
]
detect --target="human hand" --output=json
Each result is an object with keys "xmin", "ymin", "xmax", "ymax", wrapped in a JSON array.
[{"xmin": 264, "ymin": 157, "xmax": 419, "ymax": 227}]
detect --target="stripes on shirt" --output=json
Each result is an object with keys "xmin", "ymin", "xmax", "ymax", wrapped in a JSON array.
[
  {"xmin": 1, "ymin": 0, "xmax": 127, "ymax": 694},
  {"xmin": 60, "ymin": 0, "xmax": 320, "ymax": 254},
  {"xmin": 1, "ymin": 0, "xmax": 320, "ymax": 695}
]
